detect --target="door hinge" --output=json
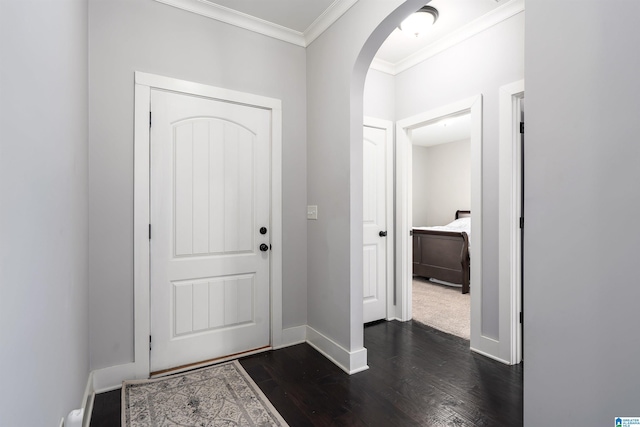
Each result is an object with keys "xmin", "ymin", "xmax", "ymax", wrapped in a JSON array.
[
  {"xmin": 149, "ymin": 111, "xmax": 152, "ymax": 128},
  {"xmin": 409, "ymin": 230, "xmax": 413, "ymax": 236},
  {"xmin": 519, "ymin": 312, "xmax": 523, "ymax": 324},
  {"xmin": 519, "ymin": 217, "xmax": 524, "ymax": 229},
  {"xmin": 520, "ymin": 121, "xmax": 524, "ymax": 134},
  {"xmin": 149, "ymin": 224, "xmax": 151, "ymax": 240},
  {"xmin": 149, "ymin": 335, "xmax": 152, "ymax": 350}
]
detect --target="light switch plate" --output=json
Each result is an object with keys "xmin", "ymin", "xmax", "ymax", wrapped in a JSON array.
[{"xmin": 307, "ymin": 205, "xmax": 318, "ymax": 220}]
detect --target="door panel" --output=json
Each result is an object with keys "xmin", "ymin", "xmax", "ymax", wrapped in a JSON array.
[
  {"xmin": 173, "ymin": 119, "xmax": 255, "ymax": 257},
  {"xmin": 150, "ymin": 89, "xmax": 271, "ymax": 372},
  {"xmin": 363, "ymin": 124, "xmax": 388, "ymax": 323},
  {"xmin": 171, "ymin": 274, "xmax": 254, "ymax": 336},
  {"xmin": 363, "ymin": 244, "xmax": 378, "ymax": 301}
]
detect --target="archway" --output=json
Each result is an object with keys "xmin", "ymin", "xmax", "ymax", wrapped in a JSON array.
[
  {"xmin": 305, "ymin": 0, "xmax": 522, "ymax": 372},
  {"xmin": 351, "ymin": 0, "xmax": 523, "ymax": 366},
  {"xmin": 304, "ymin": 0, "xmax": 425, "ymax": 375}
]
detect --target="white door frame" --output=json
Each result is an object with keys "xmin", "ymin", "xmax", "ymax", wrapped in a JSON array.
[
  {"xmin": 396, "ymin": 95, "xmax": 494, "ymax": 357},
  {"xmin": 363, "ymin": 116, "xmax": 395, "ymax": 321},
  {"xmin": 132, "ymin": 71, "xmax": 283, "ymax": 379},
  {"xmin": 499, "ymin": 79, "xmax": 525, "ymax": 364}
]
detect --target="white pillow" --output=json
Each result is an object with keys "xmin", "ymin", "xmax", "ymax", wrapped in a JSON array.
[{"xmin": 447, "ymin": 217, "xmax": 470, "ymax": 229}]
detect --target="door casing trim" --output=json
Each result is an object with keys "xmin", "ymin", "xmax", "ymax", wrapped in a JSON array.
[
  {"xmin": 498, "ymin": 79, "xmax": 525, "ymax": 364},
  {"xmin": 395, "ymin": 95, "xmax": 488, "ymax": 354},
  {"xmin": 133, "ymin": 71, "xmax": 283, "ymax": 379}
]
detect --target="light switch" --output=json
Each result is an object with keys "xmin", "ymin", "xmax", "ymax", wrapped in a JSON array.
[{"xmin": 307, "ymin": 205, "xmax": 318, "ymax": 220}]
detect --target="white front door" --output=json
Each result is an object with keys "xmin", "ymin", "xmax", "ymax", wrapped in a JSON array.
[
  {"xmin": 149, "ymin": 89, "xmax": 271, "ymax": 372},
  {"xmin": 363, "ymin": 120, "xmax": 391, "ymax": 323}
]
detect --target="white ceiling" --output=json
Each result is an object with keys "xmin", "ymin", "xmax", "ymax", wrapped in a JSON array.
[
  {"xmin": 375, "ymin": 0, "xmax": 508, "ymax": 64},
  {"xmin": 411, "ymin": 113, "xmax": 471, "ymax": 147}
]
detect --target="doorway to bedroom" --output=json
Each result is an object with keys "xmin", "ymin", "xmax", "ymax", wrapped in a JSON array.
[
  {"xmin": 393, "ymin": 97, "xmax": 482, "ymax": 350},
  {"xmin": 360, "ymin": 0, "xmax": 524, "ymax": 365},
  {"xmin": 410, "ymin": 113, "xmax": 472, "ymax": 340}
]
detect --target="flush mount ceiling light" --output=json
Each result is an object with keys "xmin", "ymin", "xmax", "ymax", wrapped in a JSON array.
[{"xmin": 399, "ymin": 5, "xmax": 439, "ymax": 38}]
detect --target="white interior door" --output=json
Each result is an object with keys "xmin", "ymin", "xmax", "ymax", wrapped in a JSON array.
[
  {"xmin": 363, "ymin": 120, "xmax": 391, "ymax": 323},
  {"xmin": 150, "ymin": 89, "xmax": 271, "ymax": 372}
]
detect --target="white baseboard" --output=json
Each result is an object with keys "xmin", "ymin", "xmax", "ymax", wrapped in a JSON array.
[
  {"xmin": 93, "ymin": 362, "xmax": 137, "ymax": 393},
  {"xmin": 82, "ymin": 370, "xmax": 93, "ymax": 407},
  {"xmin": 274, "ymin": 325, "xmax": 307, "ymax": 349},
  {"xmin": 81, "ymin": 371, "xmax": 94, "ymax": 427},
  {"xmin": 276, "ymin": 324, "xmax": 369, "ymax": 374},
  {"xmin": 90, "ymin": 324, "xmax": 370, "ymax": 395},
  {"xmin": 59, "ymin": 371, "xmax": 94, "ymax": 427},
  {"xmin": 470, "ymin": 345, "xmax": 510, "ymax": 365},
  {"xmin": 305, "ymin": 326, "xmax": 369, "ymax": 375},
  {"xmin": 82, "ymin": 394, "xmax": 94, "ymax": 427}
]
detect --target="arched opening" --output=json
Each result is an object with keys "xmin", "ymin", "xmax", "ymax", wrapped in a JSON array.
[
  {"xmin": 350, "ymin": 0, "xmax": 524, "ymax": 366},
  {"xmin": 352, "ymin": 1, "xmax": 480, "ymax": 344},
  {"xmin": 305, "ymin": 0, "xmax": 430, "ymax": 375},
  {"xmin": 304, "ymin": 0, "xmax": 523, "ymax": 373}
]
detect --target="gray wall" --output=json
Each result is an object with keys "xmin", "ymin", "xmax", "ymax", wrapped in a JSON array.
[
  {"xmin": 395, "ymin": 12, "xmax": 524, "ymax": 339},
  {"xmin": 412, "ymin": 146, "xmax": 430, "ymax": 226},
  {"xmin": 0, "ymin": 0, "xmax": 89, "ymax": 425},
  {"xmin": 2, "ymin": 0, "xmax": 638, "ymax": 424},
  {"xmin": 412, "ymin": 140, "xmax": 471, "ymax": 227},
  {"xmin": 525, "ymin": 0, "xmax": 640, "ymax": 424},
  {"xmin": 89, "ymin": 0, "xmax": 308, "ymax": 370},
  {"xmin": 364, "ymin": 68, "xmax": 395, "ymax": 121},
  {"xmin": 306, "ymin": 0, "xmax": 420, "ymax": 352}
]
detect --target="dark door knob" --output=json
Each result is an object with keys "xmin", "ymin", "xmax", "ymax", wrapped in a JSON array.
[
  {"xmin": 259, "ymin": 243, "xmax": 269, "ymax": 252},
  {"xmin": 379, "ymin": 231, "xmax": 387, "ymax": 237},
  {"xmin": 260, "ymin": 227, "xmax": 267, "ymax": 235}
]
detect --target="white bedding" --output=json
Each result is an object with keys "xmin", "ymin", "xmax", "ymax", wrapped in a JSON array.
[{"xmin": 413, "ymin": 217, "xmax": 471, "ymax": 245}]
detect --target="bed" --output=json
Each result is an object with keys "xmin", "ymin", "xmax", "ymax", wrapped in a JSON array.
[{"xmin": 412, "ymin": 210, "xmax": 471, "ymax": 294}]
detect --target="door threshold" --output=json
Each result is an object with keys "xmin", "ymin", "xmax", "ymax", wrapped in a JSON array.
[{"xmin": 150, "ymin": 345, "xmax": 272, "ymax": 378}]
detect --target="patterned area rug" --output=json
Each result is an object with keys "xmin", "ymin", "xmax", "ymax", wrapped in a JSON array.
[{"xmin": 122, "ymin": 360, "xmax": 289, "ymax": 426}]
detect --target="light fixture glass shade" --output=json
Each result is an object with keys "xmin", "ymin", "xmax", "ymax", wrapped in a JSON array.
[{"xmin": 399, "ymin": 6, "xmax": 438, "ymax": 38}]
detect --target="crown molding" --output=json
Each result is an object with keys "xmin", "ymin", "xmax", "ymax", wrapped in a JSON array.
[
  {"xmin": 153, "ymin": 0, "xmax": 358, "ymax": 47},
  {"xmin": 369, "ymin": 58, "xmax": 396, "ymax": 76},
  {"xmin": 370, "ymin": 0, "xmax": 525, "ymax": 76},
  {"xmin": 154, "ymin": 0, "xmax": 306, "ymax": 46},
  {"xmin": 304, "ymin": 0, "xmax": 359, "ymax": 45}
]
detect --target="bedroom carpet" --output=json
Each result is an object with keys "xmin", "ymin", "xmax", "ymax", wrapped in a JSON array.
[{"xmin": 412, "ymin": 277, "xmax": 470, "ymax": 340}]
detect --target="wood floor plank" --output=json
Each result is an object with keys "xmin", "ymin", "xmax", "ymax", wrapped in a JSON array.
[
  {"xmin": 91, "ymin": 320, "xmax": 522, "ymax": 426},
  {"xmin": 89, "ymin": 388, "xmax": 120, "ymax": 427}
]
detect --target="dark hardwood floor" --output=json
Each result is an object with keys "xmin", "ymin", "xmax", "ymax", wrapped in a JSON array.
[{"xmin": 91, "ymin": 320, "xmax": 522, "ymax": 426}]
